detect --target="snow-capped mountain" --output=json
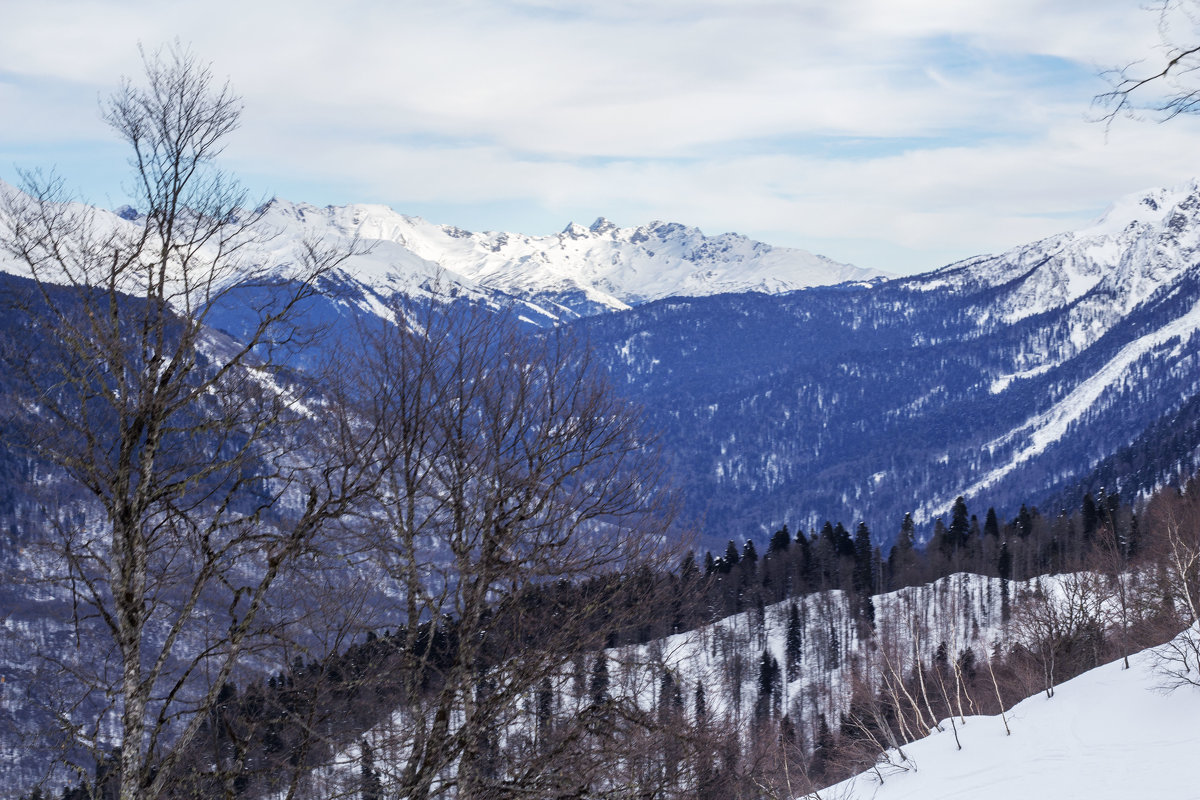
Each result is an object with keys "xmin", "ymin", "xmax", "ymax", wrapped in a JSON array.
[
  {"xmin": 0, "ymin": 178, "xmax": 881, "ymax": 326},
  {"xmin": 11, "ymin": 178, "xmax": 1200, "ymax": 545},
  {"xmin": 910, "ymin": 179, "xmax": 1200, "ymax": 351},
  {"xmin": 580, "ymin": 181, "xmax": 1200, "ymax": 546},
  {"xmin": 251, "ymin": 198, "xmax": 881, "ymax": 322}
]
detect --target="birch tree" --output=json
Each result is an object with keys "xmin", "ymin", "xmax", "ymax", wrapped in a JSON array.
[
  {"xmin": 1, "ymin": 44, "xmax": 375, "ymax": 800},
  {"xmin": 340, "ymin": 296, "xmax": 683, "ymax": 800}
]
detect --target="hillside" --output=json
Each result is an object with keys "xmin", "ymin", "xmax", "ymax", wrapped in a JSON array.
[
  {"xmin": 581, "ymin": 181, "xmax": 1200, "ymax": 547},
  {"xmin": 827, "ymin": 625, "xmax": 1200, "ymax": 800}
]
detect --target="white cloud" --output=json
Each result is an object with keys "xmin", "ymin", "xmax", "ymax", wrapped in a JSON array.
[{"xmin": 0, "ymin": 0, "xmax": 1194, "ymax": 274}]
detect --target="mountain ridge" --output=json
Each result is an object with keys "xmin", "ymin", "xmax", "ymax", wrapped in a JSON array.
[{"xmin": 250, "ymin": 197, "xmax": 884, "ymax": 321}]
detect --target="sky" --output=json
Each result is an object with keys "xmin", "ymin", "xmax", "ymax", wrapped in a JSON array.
[{"xmin": 3, "ymin": 1, "xmax": 1200, "ymax": 275}]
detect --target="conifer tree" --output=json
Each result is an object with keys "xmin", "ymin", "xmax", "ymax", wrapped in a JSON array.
[
  {"xmin": 786, "ymin": 602, "xmax": 803, "ymax": 681},
  {"xmin": 757, "ymin": 650, "xmax": 782, "ymax": 722},
  {"xmin": 834, "ymin": 522, "xmax": 855, "ymax": 559},
  {"xmin": 723, "ymin": 540, "xmax": 741, "ymax": 570},
  {"xmin": 809, "ymin": 714, "xmax": 834, "ymax": 783},
  {"xmin": 888, "ymin": 512, "xmax": 919, "ymax": 587},
  {"xmin": 360, "ymin": 739, "xmax": 383, "ymax": 800},
  {"xmin": 742, "ymin": 539, "xmax": 759, "ymax": 566},
  {"xmin": 590, "ymin": 655, "xmax": 610, "ymax": 706},
  {"xmin": 852, "ymin": 522, "xmax": 873, "ymax": 595},
  {"xmin": 1016, "ymin": 504, "xmax": 1034, "ymax": 538},
  {"xmin": 769, "ymin": 525, "xmax": 791, "ymax": 554},
  {"xmin": 933, "ymin": 517, "xmax": 950, "ymax": 560},
  {"xmin": 827, "ymin": 622, "xmax": 840, "ymax": 671},
  {"xmin": 984, "ymin": 507, "xmax": 1001, "ymax": 539},
  {"xmin": 948, "ymin": 496, "xmax": 970, "ymax": 558},
  {"xmin": 998, "ymin": 539, "xmax": 1013, "ymax": 621},
  {"xmin": 1082, "ymin": 492, "xmax": 1099, "ymax": 543}
]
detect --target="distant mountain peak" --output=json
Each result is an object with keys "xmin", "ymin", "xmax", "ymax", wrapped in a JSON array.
[
  {"xmin": 240, "ymin": 200, "xmax": 883, "ymax": 323},
  {"xmin": 560, "ymin": 221, "xmax": 590, "ymax": 239},
  {"xmin": 1083, "ymin": 179, "xmax": 1200, "ymax": 237},
  {"xmin": 589, "ymin": 217, "xmax": 617, "ymax": 234}
]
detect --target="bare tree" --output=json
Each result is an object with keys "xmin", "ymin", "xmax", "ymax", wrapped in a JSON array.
[
  {"xmin": 1143, "ymin": 485, "xmax": 1200, "ymax": 690},
  {"xmin": 1010, "ymin": 573, "xmax": 1107, "ymax": 699},
  {"xmin": 1095, "ymin": 0, "xmax": 1200, "ymax": 123},
  {"xmin": 0, "ymin": 44, "xmax": 375, "ymax": 800},
  {"xmin": 301, "ymin": 295, "xmax": 685, "ymax": 800}
]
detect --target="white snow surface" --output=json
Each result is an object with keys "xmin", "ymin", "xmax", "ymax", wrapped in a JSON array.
[
  {"xmin": 825, "ymin": 624, "xmax": 1200, "ymax": 800},
  {"xmin": 254, "ymin": 199, "xmax": 880, "ymax": 313},
  {"xmin": 916, "ymin": 179, "xmax": 1200, "ymax": 335},
  {"xmin": 0, "ymin": 179, "xmax": 881, "ymax": 319}
]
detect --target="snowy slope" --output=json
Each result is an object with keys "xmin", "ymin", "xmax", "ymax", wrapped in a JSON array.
[
  {"xmin": 912, "ymin": 179, "xmax": 1200, "ymax": 352},
  {"xmin": 825, "ymin": 625, "xmax": 1200, "ymax": 800},
  {"xmin": 252, "ymin": 199, "xmax": 880, "ymax": 320},
  {"xmin": 582, "ymin": 179, "xmax": 1200, "ymax": 540},
  {"xmin": 0, "ymin": 179, "xmax": 880, "ymax": 324},
  {"xmin": 297, "ymin": 573, "xmax": 1013, "ymax": 798}
]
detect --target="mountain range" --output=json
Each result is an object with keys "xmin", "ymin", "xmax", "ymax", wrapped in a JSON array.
[
  {"xmin": 5, "ymin": 176, "xmax": 1200, "ymax": 797},
  {"xmin": 7, "ymin": 179, "xmax": 1200, "ymax": 551},
  {"xmin": 576, "ymin": 180, "xmax": 1200, "ymax": 547}
]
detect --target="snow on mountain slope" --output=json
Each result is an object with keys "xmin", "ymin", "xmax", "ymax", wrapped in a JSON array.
[
  {"xmin": 826, "ymin": 624, "xmax": 1200, "ymax": 800},
  {"xmin": 255, "ymin": 199, "xmax": 880, "ymax": 319},
  {"xmin": 0, "ymin": 178, "xmax": 880, "ymax": 323},
  {"xmin": 913, "ymin": 180, "xmax": 1200, "ymax": 348},
  {"xmin": 952, "ymin": 294, "xmax": 1200, "ymax": 504}
]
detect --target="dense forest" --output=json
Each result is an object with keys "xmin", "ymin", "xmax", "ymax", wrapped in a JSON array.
[{"xmin": 31, "ymin": 477, "xmax": 1200, "ymax": 800}]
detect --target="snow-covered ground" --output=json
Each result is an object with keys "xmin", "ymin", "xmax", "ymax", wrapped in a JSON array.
[{"xmin": 823, "ymin": 625, "xmax": 1200, "ymax": 800}]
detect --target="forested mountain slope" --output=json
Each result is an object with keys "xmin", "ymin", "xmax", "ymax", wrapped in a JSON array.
[{"xmin": 581, "ymin": 182, "xmax": 1200, "ymax": 547}]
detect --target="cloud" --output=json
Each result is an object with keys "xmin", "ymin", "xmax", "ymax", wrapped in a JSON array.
[{"xmin": 0, "ymin": 0, "xmax": 1192, "ymax": 274}]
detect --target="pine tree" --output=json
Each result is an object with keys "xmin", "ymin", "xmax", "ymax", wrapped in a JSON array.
[
  {"xmin": 888, "ymin": 512, "xmax": 918, "ymax": 587},
  {"xmin": 536, "ymin": 678, "xmax": 554, "ymax": 750},
  {"xmin": 1126, "ymin": 513, "xmax": 1140, "ymax": 559},
  {"xmin": 785, "ymin": 602, "xmax": 803, "ymax": 681},
  {"xmin": 852, "ymin": 522, "xmax": 873, "ymax": 595},
  {"xmin": 1016, "ymin": 504, "xmax": 1034, "ymax": 539},
  {"xmin": 933, "ymin": 517, "xmax": 950, "ymax": 560},
  {"xmin": 723, "ymin": 540, "xmax": 741, "ymax": 571},
  {"xmin": 757, "ymin": 649, "xmax": 781, "ymax": 722},
  {"xmin": 984, "ymin": 507, "xmax": 1000, "ymax": 539},
  {"xmin": 659, "ymin": 670, "xmax": 677, "ymax": 725},
  {"xmin": 590, "ymin": 654, "xmax": 610, "ymax": 705},
  {"xmin": 948, "ymin": 496, "xmax": 970, "ymax": 557},
  {"xmin": 680, "ymin": 551, "xmax": 699, "ymax": 582},
  {"xmin": 1082, "ymin": 492, "xmax": 1099, "ymax": 543},
  {"xmin": 809, "ymin": 714, "xmax": 835, "ymax": 783},
  {"xmin": 741, "ymin": 539, "xmax": 759, "ymax": 567},
  {"xmin": 998, "ymin": 539, "xmax": 1013, "ymax": 621},
  {"xmin": 769, "ymin": 525, "xmax": 791, "ymax": 554},
  {"xmin": 834, "ymin": 522, "xmax": 855, "ymax": 559},
  {"xmin": 360, "ymin": 739, "xmax": 383, "ymax": 800}
]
